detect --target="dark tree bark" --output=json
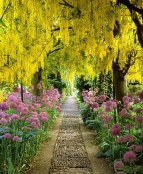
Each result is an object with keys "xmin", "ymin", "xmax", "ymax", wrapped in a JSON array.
[
  {"xmin": 21, "ymin": 82, "xmax": 24, "ymax": 102},
  {"xmin": 32, "ymin": 69, "xmax": 42, "ymax": 96},
  {"xmin": 112, "ymin": 61, "xmax": 127, "ymax": 102}
]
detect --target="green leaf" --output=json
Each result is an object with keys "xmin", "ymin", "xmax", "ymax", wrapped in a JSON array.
[
  {"xmin": 0, "ymin": 19, "xmax": 7, "ymax": 28},
  {"xmin": 104, "ymin": 149, "xmax": 112, "ymax": 157},
  {"xmin": 137, "ymin": 166, "xmax": 143, "ymax": 174},
  {"xmin": 96, "ymin": 151, "xmax": 105, "ymax": 158}
]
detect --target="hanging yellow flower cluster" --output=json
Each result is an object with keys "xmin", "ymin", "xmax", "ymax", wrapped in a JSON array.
[{"xmin": 0, "ymin": 0, "xmax": 142, "ymax": 86}]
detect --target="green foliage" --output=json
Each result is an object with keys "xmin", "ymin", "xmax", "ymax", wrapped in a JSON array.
[
  {"xmin": 97, "ymin": 71, "xmax": 113, "ymax": 99},
  {"xmin": 43, "ymin": 71, "xmax": 66, "ymax": 93}
]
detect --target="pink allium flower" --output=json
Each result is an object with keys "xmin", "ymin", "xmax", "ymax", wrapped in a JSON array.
[
  {"xmin": 114, "ymin": 161, "xmax": 124, "ymax": 170},
  {"xmin": 41, "ymin": 117, "xmax": 48, "ymax": 122},
  {"xmin": 135, "ymin": 145, "xmax": 143, "ymax": 152},
  {"xmin": 129, "ymin": 145, "xmax": 137, "ymax": 151},
  {"xmin": 120, "ymin": 109, "xmax": 127, "ymax": 117},
  {"xmin": 94, "ymin": 96, "xmax": 99, "ymax": 101},
  {"xmin": 92, "ymin": 102, "xmax": 99, "ymax": 108},
  {"xmin": 31, "ymin": 122, "xmax": 37, "ymax": 126},
  {"xmin": 0, "ymin": 102, "xmax": 9, "ymax": 111},
  {"xmin": 102, "ymin": 115, "xmax": 113, "ymax": 124},
  {"xmin": 29, "ymin": 85, "xmax": 34, "ymax": 90},
  {"xmin": 37, "ymin": 83, "xmax": 42, "ymax": 89},
  {"xmin": 21, "ymin": 117, "xmax": 25, "ymax": 121},
  {"xmin": 106, "ymin": 101, "xmax": 113, "ymax": 107},
  {"xmin": 14, "ymin": 87, "xmax": 21, "ymax": 93},
  {"xmin": 100, "ymin": 95, "xmax": 106, "ymax": 100},
  {"xmin": 56, "ymin": 106, "xmax": 61, "ymax": 112},
  {"xmin": 117, "ymin": 172, "xmax": 125, "ymax": 174},
  {"xmin": 123, "ymin": 151, "xmax": 136, "ymax": 163},
  {"xmin": 129, "ymin": 106, "xmax": 134, "ymax": 110},
  {"xmin": 11, "ymin": 114, "xmax": 20, "ymax": 120},
  {"xmin": 26, "ymin": 117, "xmax": 33, "ymax": 122},
  {"xmin": 34, "ymin": 126, "xmax": 39, "ymax": 130},
  {"xmin": 13, "ymin": 136, "xmax": 20, "ymax": 141},
  {"xmin": 0, "ymin": 118, "xmax": 8, "ymax": 124},
  {"xmin": 4, "ymin": 133, "xmax": 12, "ymax": 139},
  {"xmin": 139, "ymin": 92, "xmax": 143, "ymax": 100},
  {"xmin": 117, "ymin": 137, "xmax": 124, "ymax": 143},
  {"xmin": 110, "ymin": 124, "xmax": 121, "ymax": 136},
  {"xmin": 103, "ymin": 124, "xmax": 108, "ymax": 128},
  {"xmin": 135, "ymin": 116, "xmax": 143, "ymax": 124},
  {"xmin": 10, "ymin": 102, "xmax": 17, "ymax": 109},
  {"xmin": 122, "ymin": 96, "xmax": 132, "ymax": 102},
  {"xmin": 135, "ymin": 108, "xmax": 142, "ymax": 114},
  {"xmin": 134, "ymin": 97, "xmax": 140, "ymax": 104},
  {"xmin": 46, "ymin": 101, "xmax": 53, "ymax": 108},
  {"xmin": 98, "ymin": 110, "xmax": 104, "ymax": 115},
  {"xmin": 105, "ymin": 106, "xmax": 112, "ymax": 112},
  {"xmin": 122, "ymin": 134, "xmax": 134, "ymax": 143},
  {"xmin": 125, "ymin": 124, "xmax": 132, "ymax": 130}
]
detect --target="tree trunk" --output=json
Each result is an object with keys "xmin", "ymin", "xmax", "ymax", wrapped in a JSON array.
[
  {"xmin": 113, "ymin": 61, "xmax": 127, "ymax": 102},
  {"xmin": 32, "ymin": 69, "xmax": 42, "ymax": 96},
  {"xmin": 21, "ymin": 82, "xmax": 24, "ymax": 102}
]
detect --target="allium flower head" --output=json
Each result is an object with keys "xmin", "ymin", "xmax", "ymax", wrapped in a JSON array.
[
  {"xmin": 100, "ymin": 95, "xmax": 106, "ymax": 100},
  {"xmin": 114, "ymin": 161, "xmax": 124, "ymax": 170},
  {"xmin": 4, "ymin": 133, "xmax": 12, "ymax": 139},
  {"xmin": 37, "ymin": 83, "xmax": 42, "ymax": 89},
  {"xmin": 13, "ymin": 136, "xmax": 20, "ymax": 141},
  {"xmin": 110, "ymin": 124, "xmax": 121, "ymax": 136},
  {"xmin": 11, "ymin": 114, "xmax": 20, "ymax": 120},
  {"xmin": 117, "ymin": 172, "xmax": 125, "ymax": 174},
  {"xmin": 122, "ymin": 134, "xmax": 134, "ymax": 143},
  {"xmin": 0, "ymin": 118, "xmax": 7, "ymax": 124},
  {"xmin": 123, "ymin": 151, "xmax": 136, "ymax": 163},
  {"xmin": 139, "ymin": 92, "xmax": 143, "ymax": 100}
]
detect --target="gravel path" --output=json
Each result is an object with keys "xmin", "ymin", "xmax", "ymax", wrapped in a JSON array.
[{"xmin": 49, "ymin": 96, "xmax": 93, "ymax": 174}]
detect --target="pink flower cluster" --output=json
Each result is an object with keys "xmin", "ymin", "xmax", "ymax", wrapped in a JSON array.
[
  {"xmin": 129, "ymin": 145, "xmax": 143, "ymax": 152},
  {"xmin": 102, "ymin": 99, "xmax": 117, "ymax": 112},
  {"xmin": 82, "ymin": 90, "xmax": 106, "ymax": 108},
  {"xmin": 117, "ymin": 134, "xmax": 134, "ymax": 143},
  {"xmin": 101, "ymin": 115, "xmax": 113, "ymax": 124},
  {"xmin": 114, "ymin": 161, "xmax": 124, "ymax": 170},
  {"xmin": 110, "ymin": 124, "xmax": 121, "ymax": 136},
  {"xmin": 4, "ymin": 133, "xmax": 20, "ymax": 141},
  {"xmin": 123, "ymin": 151, "xmax": 136, "ymax": 163}
]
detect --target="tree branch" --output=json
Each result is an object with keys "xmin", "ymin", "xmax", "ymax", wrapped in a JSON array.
[
  {"xmin": 122, "ymin": 49, "xmax": 137, "ymax": 76},
  {"xmin": 47, "ymin": 47, "xmax": 64, "ymax": 57},
  {"xmin": 59, "ymin": 0, "xmax": 81, "ymax": 18},
  {"xmin": 0, "ymin": 0, "xmax": 12, "ymax": 20},
  {"xmin": 118, "ymin": 0, "xmax": 143, "ymax": 15}
]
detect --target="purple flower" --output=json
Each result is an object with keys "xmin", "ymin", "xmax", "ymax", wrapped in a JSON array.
[
  {"xmin": 0, "ymin": 102, "xmax": 9, "ymax": 111},
  {"xmin": 92, "ymin": 102, "xmax": 99, "ymax": 109},
  {"xmin": 41, "ymin": 117, "xmax": 48, "ymax": 122},
  {"xmin": 122, "ymin": 134, "xmax": 134, "ymax": 143},
  {"xmin": 13, "ymin": 136, "xmax": 20, "ymax": 141},
  {"xmin": 117, "ymin": 172, "xmax": 125, "ymax": 174},
  {"xmin": 110, "ymin": 124, "xmax": 121, "ymax": 136},
  {"xmin": 139, "ymin": 92, "xmax": 143, "ymax": 100},
  {"xmin": 114, "ymin": 161, "xmax": 124, "ymax": 170},
  {"xmin": 4, "ymin": 133, "xmax": 12, "ymax": 139},
  {"xmin": 0, "ymin": 118, "xmax": 8, "ymax": 124},
  {"xmin": 37, "ymin": 83, "xmax": 42, "ymax": 89},
  {"xmin": 123, "ymin": 151, "xmax": 136, "ymax": 163},
  {"xmin": 11, "ymin": 114, "xmax": 20, "ymax": 120},
  {"xmin": 125, "ymin": 124, "xmax": 132, "ymax": 130},
  {"xmin": 100, "ymin": 95, "xmax": 106, "ymax": 100},
  {"xmin": 120, "ymin": 109, "xmax": 127, "ymax": 117}
]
